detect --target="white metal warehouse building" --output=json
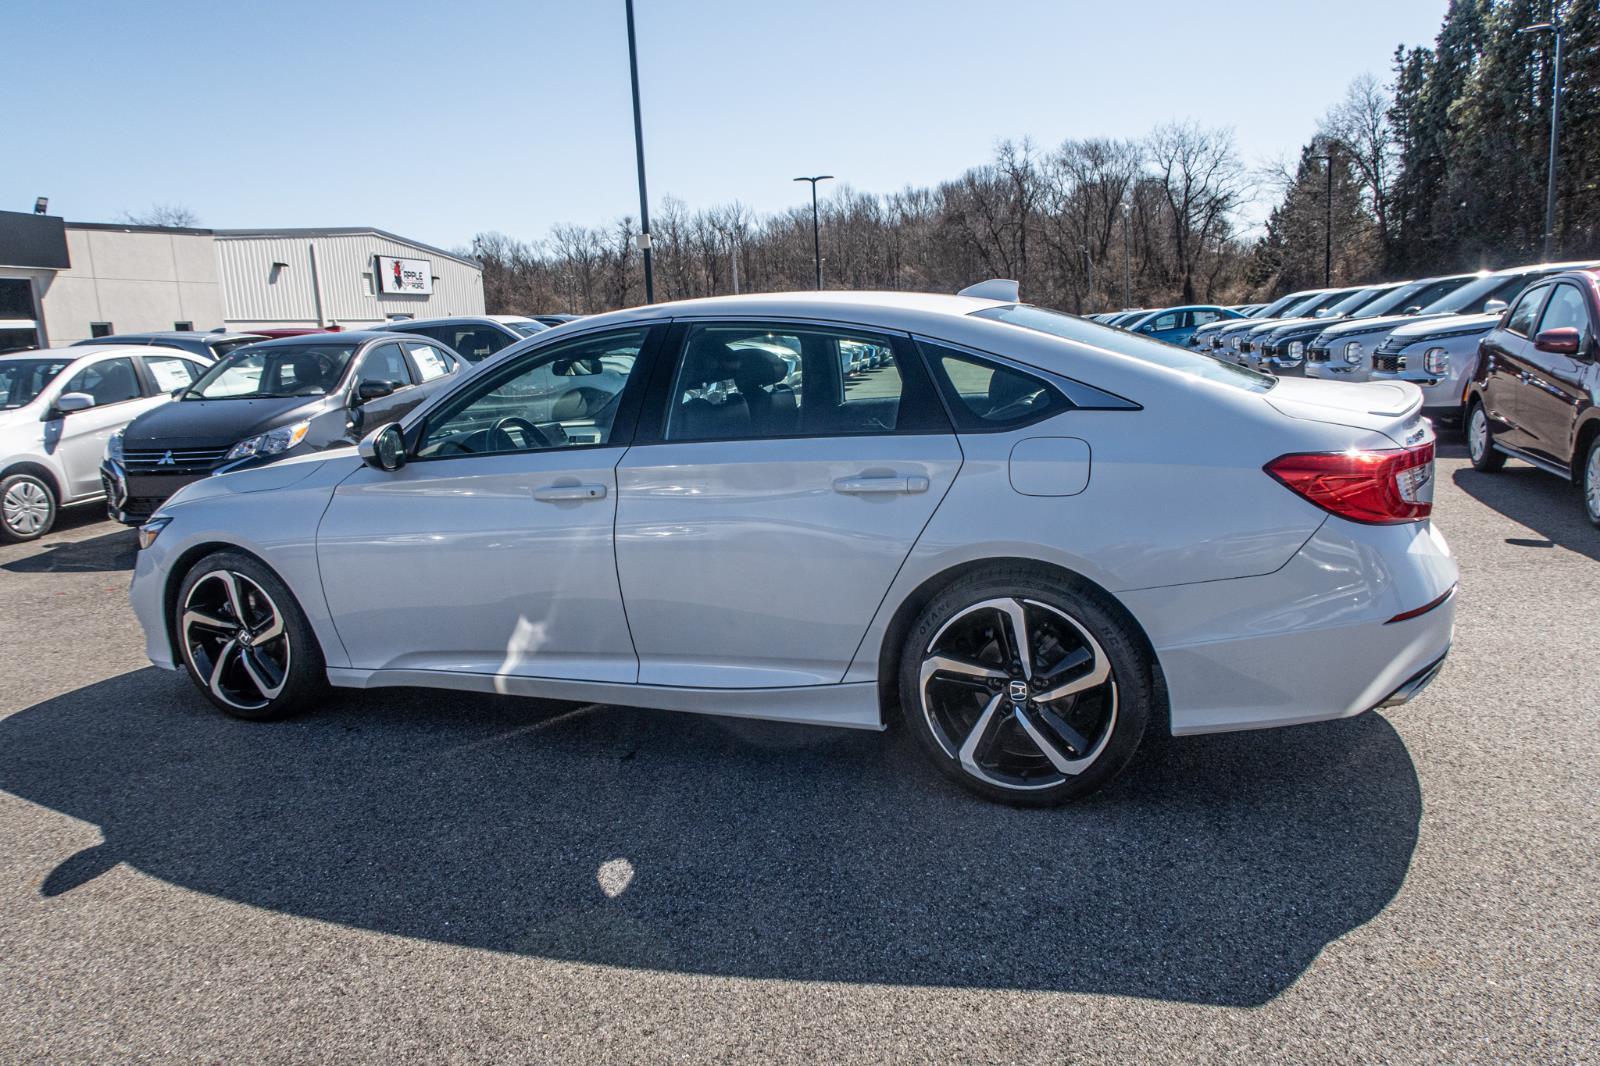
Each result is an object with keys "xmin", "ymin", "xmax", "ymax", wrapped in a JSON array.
[{"xmin": 0, "ymin": 211, "xmax": 485, "ymax": 349}]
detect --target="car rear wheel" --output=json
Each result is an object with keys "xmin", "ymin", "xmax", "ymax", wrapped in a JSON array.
[
  {"xmin": 898, "ymin": 567, "xmax": 1152, "ymax": 806},
  {"xmin": 1582, "ymin": 437, "xmax": 1600, "ymax": 529},
  {"xmin": 1467, "ymin": 403, "xmax": 1505, "ymax": 473},
  {"xmin": 0, "ymin": 472, "xmax": 57, "ymax": 543},
  {"xmin": 175, "ymin": 550, "xmax": 328, "ymax": 721}
]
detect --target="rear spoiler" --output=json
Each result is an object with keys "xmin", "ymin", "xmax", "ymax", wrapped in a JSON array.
[{"xmin": 957, "ymin": 279, "xmax": 1019, "ymax": 302}]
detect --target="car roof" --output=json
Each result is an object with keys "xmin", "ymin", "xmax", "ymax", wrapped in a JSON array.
[
  {"xmin": 84, "ymin": 331, "xmax": 266, "ymax": 343},
  {"xmin": 533, "ymin": 291, "xmax": 1011, "ymax": 336},
  {"xmin": 0, "ymin": 343, "xmax": 197, "ymax": 363},
  {"xmin": 238, "ymin": 331, "xmax": 394, "ymax": 348}
]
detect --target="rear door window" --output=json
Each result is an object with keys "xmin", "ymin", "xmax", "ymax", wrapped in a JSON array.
[
  {"xmin": 403, "ymin": 341, "xmax": 454, "ymax": 381},
  {"xmin": 920, "ymin": 342, "xmax": 1066, "ymax": 431},
  {"xmin": 143, "ymin": 355, "xmax": 204, "ymax": 392}
]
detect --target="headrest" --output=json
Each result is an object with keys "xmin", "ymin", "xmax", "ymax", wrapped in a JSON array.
[{"xmin": 729, "ymin": 346, "xmax": 788, "ymax": 388}]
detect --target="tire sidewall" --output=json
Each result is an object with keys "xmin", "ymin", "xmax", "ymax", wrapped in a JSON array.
[
  {"xmin": 1583, "ymin": 438, "xmax": 1600, "ymax": 528},
  {"xmin": 1467, "ymin": 402, "xmax": 1505, "ymax": 472},
  {"xmin": 0, "ymin": 473, "xmax": 57, "ymax": 543},
  {"xmin": 896, "ymin": 568, "xmax": 1152, "ymax": 807},
  {"xmin": 174, "ymin": 550, "xmax": 327, "ymax": 721}
]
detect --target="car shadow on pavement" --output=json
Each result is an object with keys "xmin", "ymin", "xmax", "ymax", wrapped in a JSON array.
[
  {"xmin": 0, "ymin": 670, "xmax": 1421, "ymax": 1007},
  {"xmin": 1, "ymin": 528, "xmax": 137, "ymax": 574},
  {"xmin": 1451, "ymin": 465, "xmax": 1600, "ymax": 563}
]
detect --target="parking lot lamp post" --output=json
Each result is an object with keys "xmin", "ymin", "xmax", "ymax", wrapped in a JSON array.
[
  {"xmin": 794, "ymin": 175, "xmax": 833, "ymax": 289},
  {"xmin": 1520, "ymin": 16, "xmax": 1565, "ymax": 260},
  {"xmin": 625, "ymin": 0, "xmax": 654, "ymax": 303},
  {"xmin": 1121, "ymin": 202, "xmax": 1132, "ymax": 309}
]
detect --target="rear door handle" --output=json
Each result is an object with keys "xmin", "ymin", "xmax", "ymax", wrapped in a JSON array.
[
  {"xmin": 833, "ymin": 475, "xmax": 930, "ymax": 495},
  {"xmin": 532, "ymin": 483, "xmax": 607, "ymax": 502}
]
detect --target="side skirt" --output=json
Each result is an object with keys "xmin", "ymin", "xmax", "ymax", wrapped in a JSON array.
[
  {"xmin": 324, "ymin": 667, "xmax": 885, "ymax": 731},
  {"xmin": 1491, "ymin": 440, "xmax": 1572, "ymax": 480}
]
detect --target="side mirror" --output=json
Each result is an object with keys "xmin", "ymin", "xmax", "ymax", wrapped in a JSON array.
[
  {"xmin": 359, "ymin": 423, "xmax": 407, "ymax": 472},
  {"xmin": 354, "ymin": 379, "xmax": 398, "ymax": 405},
  {"xmin": 1483, "ymin": 298, "xmax": 1508, "ymax": 316},
  {"xmin": 1533, "ymin": 327, "xmax": 1582, "ymax": 355},
  {"xmin": 54, "ymin": 392, "xmax": 95, "ymax": 414}
]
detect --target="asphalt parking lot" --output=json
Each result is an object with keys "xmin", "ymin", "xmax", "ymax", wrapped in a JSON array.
[{"xmin": 0, "ymin": 441, "xmax": 1594, "ymax": 1063}]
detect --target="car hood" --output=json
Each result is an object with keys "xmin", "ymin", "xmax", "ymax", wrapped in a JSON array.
[
  {"xmin": 1383, "ymin": 312, "xmax": 1499, "ymax": 342},
  {"xmin": 1266, "ymin": 377, "xmax": 1423, "ymax": 440},
  {"xmin": 161, "ymin": 445, "xmax": 362, "ymax": 510},
  {"xmin": 123, "ymin": 396, "xmax": 330, "ymax": 451},
  {"xmin": 1314, "ymin": 312, "xmax": 1441, "ymax": 342},
  {"xmin": 1248, "ymin": 315, "xmax": 1329, "ymax": 338}
]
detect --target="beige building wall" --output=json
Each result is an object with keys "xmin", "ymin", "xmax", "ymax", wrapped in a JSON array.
[{"xmin": 40, "ymin": 227, "xmax": 225, "ymax": 344}]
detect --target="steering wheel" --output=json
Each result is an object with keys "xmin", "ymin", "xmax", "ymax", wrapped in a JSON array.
[{"xmin": 487, "ymin": 416, "xmax": 553, "ymax": 452}]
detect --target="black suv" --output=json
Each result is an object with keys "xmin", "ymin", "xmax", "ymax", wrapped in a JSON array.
[
  {"xmin": 1467, "ymin": 268, "xmax": 1600, "ymax": 527},
  {"xmin": 73, "ymin": 330, "xmax": 266, "ymax": 362},
  {"xmin": 102, "ymin": 331, "xmax": 461, "ymax": 524},
  {"xmin": 376, "ymin": 316, "xmax": 547, "ymax": 362}
]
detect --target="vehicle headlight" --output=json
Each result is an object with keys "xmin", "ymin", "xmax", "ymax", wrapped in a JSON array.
[
  {"xmin": 137, "ymin": 515, "xmax": 173, "ymax": 551},
  {"xmin": 225, "ymin": 420, "xmax": 310, "ymax": 461},
  {"xmin": 1287, "ymin": 340, "xmax": 1305, "ymax": 359},
  {"xmin": 1423, "ymin": 347, "xmax": 1450, "ymax": 375},
  {"xmin": 106, "ymin": 429, "xmax": 125, "ymax": 463},
  {"xmin": 1343, "ymin": 341, "xmax": 1365, "ymax": 365},
  {"xmin": 1229, "ymin": 335, "xmax": 1242, "ymax": 350}
]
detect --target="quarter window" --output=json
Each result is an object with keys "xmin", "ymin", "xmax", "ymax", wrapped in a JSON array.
[
  {"xmin": 1534, "ymin": 284, "xmax": 1592, "ymax": 339},
  {"xmin": 61, "ymin": 357, "xmax": 142, "ymax": 406},
  {"xmin": 920, "ymin": 342, "xmax": 1066, "ymax": 430},
  {"xmin": 1505, "ymin": 286, "xmax": 1548, "ymax": 337},
  {"xmin": 417, "ymin": 329, "xmax": 647, "ymax": 457},
  {"xmin": 143, "ymin": 355, "xmax": 203, "ymax": 392},
  {"xmin": 404, "ymin": 341, "xmax": 452, "ymax": 382},
  {"xmin": 663, "ymin": 323, "xmax": 940, "ymax": 442}
]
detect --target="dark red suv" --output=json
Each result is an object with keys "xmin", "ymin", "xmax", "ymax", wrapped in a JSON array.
[{"xmin": 1466, "ymin": 268, "xmax": 1600, "ymax": 526}]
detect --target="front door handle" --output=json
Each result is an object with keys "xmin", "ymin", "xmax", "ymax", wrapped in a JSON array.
[
  {"xmin": 833, "ymin": 475, "xmax": 930, "ymax": 495},
  {"xmin": 532, "ymin": 483, "xmax": 607, "ymax": 502}
]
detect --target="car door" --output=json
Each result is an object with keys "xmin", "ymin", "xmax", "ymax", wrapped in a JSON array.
[
  {"xmin": 1480, "ymin": 283, "xmax": 1551, "ymax": 451},
  {"xmin": 1519, "ymin": 281, "xmax": 1596, "ymax": 467},
  {"xmin": 613, "ymin": 320, "xmax": 962, "ymax": 688},
  {"xmin": 316, "ymin": 326, "xmax": 658, "ymax": 682},
  {"xmin": 346, "ymin": 340, "xmax": 424, "ymax": 439},
  {"xmin": 46, "ymin": 355, "xmax": 157, "ymax": 498}
]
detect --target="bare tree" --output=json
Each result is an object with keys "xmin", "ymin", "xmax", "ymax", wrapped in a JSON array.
[
  {"xmin": 1319, "ymin": 74, "xmax": 1398, "ymax": 265},
  {"xmin": 117, "ymin": 203, "xmax": 200, "ymax": 227},
  {"xmin": 1146, "ymin": 122, "xmax": 1246, "ymax": 302}
]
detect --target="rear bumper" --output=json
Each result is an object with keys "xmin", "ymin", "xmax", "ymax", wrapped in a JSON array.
[{"xmin": 1121, "ymin": 519, "xmax": 1457, "ymax": 735}]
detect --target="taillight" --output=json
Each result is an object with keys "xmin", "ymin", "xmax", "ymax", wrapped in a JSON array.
[{"xmin": 1265, "ymin": 443, "xmax": 1435, "ymax": 524}]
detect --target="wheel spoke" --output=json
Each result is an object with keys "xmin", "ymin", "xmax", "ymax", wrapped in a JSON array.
[
  {"xmin": 997, "ymin": 599, "xmax": 1033, "ymax": 679},
  {"xmin": 182, "ymin": 608, "xmax": 235, "ymax": 633},
  {"xmin": 1032, "ymin": 703, "xmax": 1091, "ymax": 757},
  {"xmin": 1012, "ymin": 704, "xmax": 1085, "ymax": 774},
  {"xmin": 252, "ymin": 599, "xmax": 285, "ymax": 644},
  {"xmin": 1035, "ymin": 645, "xmax": 1092, "ymax": 684},
  {"xmin": 214, "ymin": 571, "xmax": 247, "ymax": 626},
  {"xmin": 957, "ymin": 693, "xmax": 1007, "ymax": 779},
  {"xmin": 207, "ymin": 638, "xmax": 240, "ymax": 700},
  {"xmin": 239, "ymin": 646, "xmax": 286, "ymax": 699},
  {"xmin": 921, "ymin": 654, "xmax": 1007, "ymax": 684},
  {"xmin": 1035, "ymin": 646, "xmax": 1111, "ymax": 703}
]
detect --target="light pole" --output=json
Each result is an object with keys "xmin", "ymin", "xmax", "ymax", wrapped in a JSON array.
[
  {"xmin": 624, "ymin": 0, "xmax": 654, "ymax": 303},
  {"xmin": 1520, "ymin": 14, "xmax": 1565, "ymax": 260},
  {"xmin": 1121, "ymin": 202, "xmax": 1132, "ymax": 309},
  {"xmin": 1317, "ymin": 144, "xmax": 1336, "ymax": 287},
  {"xmin": 793, "ymin": 175, "xmax": 833, "ymax": 289}
]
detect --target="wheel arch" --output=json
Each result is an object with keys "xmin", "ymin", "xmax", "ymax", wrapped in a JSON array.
[
  {"xmin": 0, "ymin": 460, "xmax": 63, "ymax": 503},
  {"xmin": 1573, "ymin": 414, "xmax": 1600, "ymax": 478},
  {"xmin": 873, "ymin": 556, "xmax": 1169, "ymax": 735},
  {"xmin": 161, "ymin": 540, "xmax": 332, "ymax": 668}
]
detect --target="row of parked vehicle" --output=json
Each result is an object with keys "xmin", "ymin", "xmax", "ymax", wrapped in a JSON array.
[
  {"xmin": 1094, "ymin": 258, "xmax": 1600, "ymax": 524},
  {"xmin": 0, "ymin": 314, "xmax": 582, "ymax": 541}
]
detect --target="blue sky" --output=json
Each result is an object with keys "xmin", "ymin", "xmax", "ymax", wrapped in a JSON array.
[{"xmin": 9, "ymin": 0, "xmax": 1447, "ymax": 250}]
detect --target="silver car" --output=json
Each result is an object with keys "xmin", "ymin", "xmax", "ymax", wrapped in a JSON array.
[{"xmin": 127, "ymin": 288, "xmax": 1455, "ymax": 806}]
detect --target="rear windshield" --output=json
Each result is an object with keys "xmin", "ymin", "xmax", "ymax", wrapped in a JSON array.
[
  {"xmin": 506, "ymin": 320, "xmax": 548, "ymax": 337},
  {"xmin": 188, "ymin": 344, "xmax": 357, "ymax": 399},
  {"xmin": 0, "ymin": 358, "xmax": 73, "ymax": 409},
  {"xmin": 971, "ymin": 304, "xmax": 1275, "ymax": 393}
]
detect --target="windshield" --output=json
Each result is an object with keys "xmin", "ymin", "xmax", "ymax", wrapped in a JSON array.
[
  {"xmin": 1422, "ymin": 272, "xmax": 1539, "ymax": 316},
  {"xmin": 506, "ymin": 320, "xmax": 548, "ymax": 337},
  {"xmin": 0, "ymin": 358, "xmax": 74, "ymax": 409},
  {"xmin": 1361, "ymin": 275, "xmax": 1474, "ymax": 317},
  {"xmin": 972, "ymin": 304, "xmax": 1275, "ymax": 393},
  {"xmin": 187, "ymin": 344, "xmax": 357, "ymax": 399},
  {"xmin": 1255, "ymin": 292, "xmax": 1318, "ymax": 319},
  {"xmin": 1324, "ymin": 287, "xmax": 1390, "ymax": 317}
]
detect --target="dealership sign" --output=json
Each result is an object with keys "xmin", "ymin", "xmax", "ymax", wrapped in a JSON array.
[{"xmin": 377, "ymin": 256, "xmax": 433, "ymax": 295}]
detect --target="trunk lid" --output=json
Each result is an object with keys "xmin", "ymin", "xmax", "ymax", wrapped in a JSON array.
[{"xmin": 1265, "ymin": 377, "xmax": 1428, "ymax": 446}]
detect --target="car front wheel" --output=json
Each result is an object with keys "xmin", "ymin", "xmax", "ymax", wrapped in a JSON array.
[
  {"xmin": 898, "ymin": 567, "xmax": 1152, "ymax": 806},
  {"xmin": 175, "ymin": 550, "xmax": 328, "ymax": 720},
  {"xmin": 0, "ymin": 472, "xmax": 57, "ymax": 542},
  {"xmin": 1467, "ymin": 402, "xmax": 1506, "ymax": 473}
]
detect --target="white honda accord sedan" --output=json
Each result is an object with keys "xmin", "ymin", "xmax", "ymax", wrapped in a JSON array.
[{"xmin": 128, "ymin": 286, "xmax": 1456, "ymax": 805}]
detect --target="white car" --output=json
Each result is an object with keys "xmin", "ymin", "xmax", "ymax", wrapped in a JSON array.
[
  {"xmin": 0, "ymin": 345, "xmax": 213, "ymax": 541},
  {"xmin": 128, "ymin": 286, "xmax": 1456, "ymax": 805}
]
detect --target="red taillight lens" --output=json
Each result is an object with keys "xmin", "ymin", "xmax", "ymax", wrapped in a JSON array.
[{"xmin": 1265, "ymin": 442, "xmax": 1435, "ymax": 524}]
